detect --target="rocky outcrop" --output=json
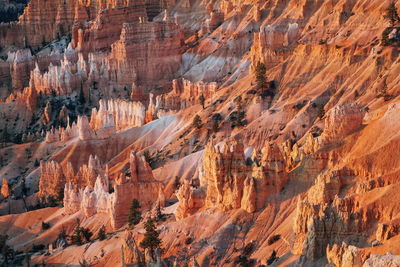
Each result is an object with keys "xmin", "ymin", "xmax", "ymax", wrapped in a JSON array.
[
  {"xmin": 38, "ymin": 160, "xmax": 65, "ymax": 200},
  {"xmin": 175, "ymin": 182, "xmax": 205, "ymax": 220},
  {"xmin": 44, "ymin": 98, "xmax": 144, "ymax": 143},
  {"xmin": 363, "ymin": 253, "xmax": 400, "ymax": 267},
  {"xmin": 121, "ymin": 231, "xmax": 145, "ymax": 266},
  {"xmin": 63, "ymin": 150, "xmax": 163, "ymax": 229},
  {"xmin": 326, "ymin": 243, "xmax": 364, "ymax": 267},
  {"xmin": 376, "ymin": 223, "xmax": 400, "ymax": 243},
  {"xmin": 109, "ymin": 20, "xmax": 183, "ymax": 89},
  {"xmin": 159, "ymin": 78, "xmax": 218, "ymax": 111},
  {"xmin": 321, "ymin": 105, "xmax": 365, "ymax": 142},
  {"xmin": 90, "ymin": 99, "xmax": 145, "ymax": 131},
  {"xmin": 201, "ymin": 139, "xmax": 248, "ymax": 210},
  {"xmin": 292, "ymin": 169, "xmax": 364, "ymax": 260},
  {"xmin": 72, "ymin": 3, "xmax": 147, "ymax": 52},
  {"xmin": 177, "ymin": 139, "xmax": 290, "ymax": 218},
  {"xmin": 0, "ymin": 0, "xmax": 146, "ymax": 48},
  {"xmin": 1, "ymin": 178, "xmax": 10, "ymax": 199}
]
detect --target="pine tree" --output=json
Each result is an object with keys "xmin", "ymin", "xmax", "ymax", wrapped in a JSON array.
[
  {"xmin": 128, "ymin": 199, "xmax": 142, "ymax": 227},
  {"xmin": 254, "ymin": 61, "xmax": 267, "ymax": 90},
  {"xmin": 199, "ymin": 94, "xmax": 205, "ymax": 109},
  {"xmin": 385, "ymin": 2, "xmax": 400, "ymax": 27},
  {"xmin": 98, "ymin": 225, "xmax": 106, "ymax": 241},
  {"xmin": 139, "ymin": 218, "xmax": 161, "ymax": 257},
  {"xmin": 192, "ymin": 115, "xmax": 202, "ymax": 129},
  {"xmin": 79, "ymin": 82, "xmax": 86, "ymax": 105},
  {"xmin": 70, "ymin": 221, "xmax": 83, "ymax": 245}
]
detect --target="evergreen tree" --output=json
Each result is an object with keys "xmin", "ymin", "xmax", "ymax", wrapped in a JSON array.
[
  {"xmin": 139, "ymin": 218, "xmax": 161, "ymax": 257},
  {"xmin": 57, "ymin": 186, "xmax": 64, "ymax": 202},
  {"xmin": 199, "ymin": 94, "xmax": 206, "ymax": 109},
  {"xmin": 70, "ymin": 221, "xmax": 83, "ymax": 245},
  {"xmin": 98, "ymin": 225, "xmax": 106, "ymax": 241},
  {"xmin": 254, "ymin": 62, "xmax": 267, "ymax": 90},
  {"xmin": 79, "ymin": 83, "xmax": 86, "ymax": 105},
  {"xmin": 128, "ymin": 199, "xmax": 142, "ymax": 227},
  {"xmin": 385, "ymin": 2, "xmax": 400, "ymax": 27},
  {"xmin": 192, "ymin": 115, "xmax": 202, "ymax": 129}
]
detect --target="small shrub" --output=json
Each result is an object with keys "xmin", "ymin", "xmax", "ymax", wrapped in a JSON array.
[
  {"xmin": 70, "ymin": 219, "xmax": 93, "ymax": 245},
  {"xmin": 128, "ymin": 199, "xmax": 142, "ymax": 227},
  {"xmin": 41, "ymin": 222, "xmax": 50, "ymax": 231},
  {"xmin": 317, "ymin": 105, "xmax": 325, "ymax": 119},
  {"xmin": 266, "ymin": 250, "xmax": 278, "ymax": 265},
  {"xmin": 31, "ymin": 244, "xmax": 45, "ymax": 253},
  {"xmin": 98, "ymin": 225, "xmax": 106, "ymax": 241},
  {"xmin": 192, "ymin": 115, "xmax": 202, "ymax": 129},
  {"xmin": 199, "ymin": 94, "xmax": 205, "ymax": 109},
  {"xmin": 385, "ymin": 2, "xmax": 400, "ymax": 27},
  {"xmin": 267, "ymin": 234, "xmax": 281, "ymax": 245}
]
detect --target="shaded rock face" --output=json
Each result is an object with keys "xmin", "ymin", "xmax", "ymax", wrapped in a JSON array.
[{"xmin": 62, "ymin": 150, "xmax": 162, "ymax": 229}]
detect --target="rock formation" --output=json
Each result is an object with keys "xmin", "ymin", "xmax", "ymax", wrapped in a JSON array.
[
  {"xmin": 63, "ymin": 150, "xmax": 163, "ymax": 229},
  {"xmin": 90, "ymin": 99, "xmax": 145, "ymax": 131},
  {"xmin": 1, "ymin": 178, "xmax": 10, "ymax": 199},
  {"xmin": 176, "ymin": 138, "xmax": 290, "ymax": 218},
  {"xmin": 109, "ymin": 20, "xmax": 184, "ymax": 90}
]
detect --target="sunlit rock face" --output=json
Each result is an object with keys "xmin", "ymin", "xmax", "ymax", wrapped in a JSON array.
[
  {"xmin": 3, "ymin": 0, "xmax": 400, "ymax": 266},
  {"xmin": 62, "ymin": 150, "xmax": 162, "ymax": 229},
  {"xmin": 109, "ymin": 20, "xmax": 184, "ymax": 90}
]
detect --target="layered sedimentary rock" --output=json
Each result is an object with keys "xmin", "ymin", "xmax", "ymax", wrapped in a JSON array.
[
  {"xmin": 28, "ymin": 53, "xmax": 85, "ymax": 96},
  {"xmin": 321, "ymin": 105, "xmax": 365, "ymax": 142},
  {"xmin": 0, "ymin": 0, "xmax": 149, "ymax": 48},
  {"xmin": 44, "ymin": 97, "xmax": 145, "ymax": 143},
  {"xmin": 201, "ymin": 139, "xmax": 248, "ymax": 210},
  {"xmin": 72, "ymin": 3, "xmax": 147, "ymax": 52},
  {"xmin": 121, "ymin": 231, "xmax": 145, "ymax": 266},
  {"xmin": 90, "ymin": 99, "xmax": 145, "ymax": 131},
  {"xmin": 159, "ymin": 78, "xmax": 218, "ymax": 110},
  {"xmin": 363, "ymin": 254, "xmax": 400, "ymax": 267},
  {"xmin": 38, "ymin": 155, "xmax": 103, "ymax": 199},
  {"xmin": 177, "ymin": 138, "xmax": 290, "ymax": 218},
  {"xmin": 63, "ymin": 150, "xmax": 163, "ymax": 229},
  {"xmin": 109, "ymin": 20, "xmax": 184, "ymax": 89},
  {"xmin": 175, "ymin": 181, "xmax": 205, "ymax": 220},
  {"xmin": 38, "ymin": 160, "xmax": 65, "ymax": 199},
  {"xmin": 326, "ymin": 243, "xmax": 364, "ymax": 267}
]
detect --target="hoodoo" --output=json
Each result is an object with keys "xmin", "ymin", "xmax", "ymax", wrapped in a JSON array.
[{"xmin": 0, "ymin": 0, "xmax": 399, "ymax": 266}]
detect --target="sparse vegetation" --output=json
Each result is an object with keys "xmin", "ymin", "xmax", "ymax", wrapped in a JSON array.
[
  {"xmin": 317, "ymin": 105, "xmax": 325, "ymax": 119},
  {"xmin": 254, "ymin": 61, "xmax": 267, "ymax": 90},
  {"xmin": 266, "ymin": 250, "xmax": 278, "ymax": 265},
  {"xmin": 41, "ymin": 222, "xmax": 51, "ymax": 231},
  {"xmin": 230, "ymin": 96, "xmax": 247, "ymax": 129},
  {"xmin": 97, "ymin": 225, "xmax": 106, "ymax": 241},
  {"xmin": 0, "ymin": 235, "xmax": 10, "ymax": 262},
  {"xmin": 70, "ymin": 219, "xmax": 93, "ymax": 246},
  {"xmin": 140, "ymin": 218, "xmax": 162, "ymax": 257},
  {"xmin": 234, "ymin": 242, "xmax": 256, "ymax": 267},
  {"xmin": 199, "ymin": 94, "xmax": 206, "ymax": 109},
  {"xmin": 267, "ymin": 234, "xmax": 281, "ymax": 245},
  {"xmin": 192, "ymin": 115, "xmax": 202, "ymax": 129},
  {"xmin": 385, "ymin": 2, "xmax": 400, "ymax": 27},
  {"xmin": 128, "ymin": 199, "xmax": 142, "ymax": 228}
]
